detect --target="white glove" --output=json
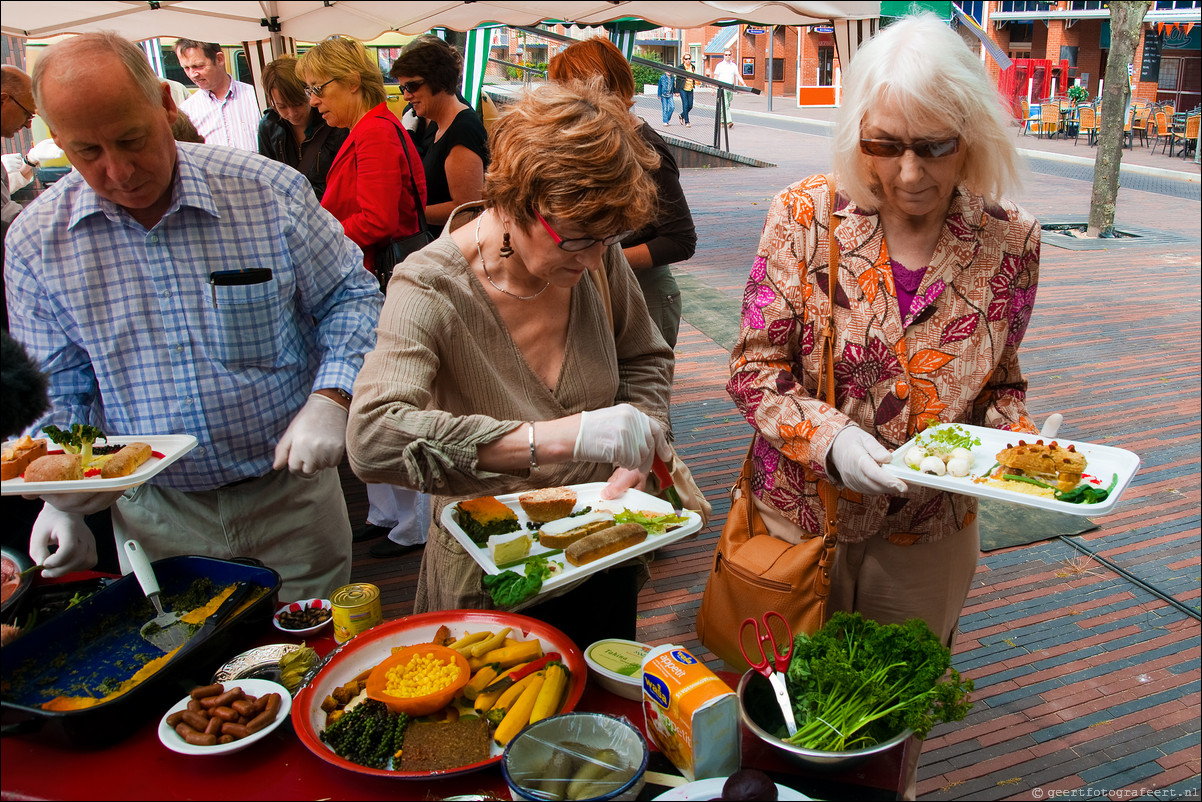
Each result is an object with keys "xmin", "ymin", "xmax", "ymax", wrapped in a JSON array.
[
  {"xmin": 28, "ymin": 138, "xmax": 64, "ymax": 163},
  {"xmin": 29, "ymin": 504, "xmax": 98, "ymax": 578},
  {"xmin": 29, "ymin": 489, "xmax": 124, "ymax": 515},
  {"xmin": 273, "ymin": 393, "xmax": 349, "ymax": 478},
  {"xmin": 572, "ymin": 404, "xmax": 669, "ymax": 474},
  {"xmin": 829, "ymin": 425, "xmax": 907, "ymax": 495},
  {"xmin": 1040, "ymin": 413, "xmax": 1063, "ymax": 438}
]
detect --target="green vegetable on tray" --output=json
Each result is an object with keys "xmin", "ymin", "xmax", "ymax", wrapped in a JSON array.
[
  {"xmin": 1002, "ymin": 472, "xmax": 1118, "ymax": 504},
  {"xmin": 783, "ymin": 612, "xmax": 974, "ymax": 751},
  {"xmin": 612, "ymin": 509, "xmax": 688, "ymax": 536},
  {"xmin": 483, "ymin": 555, "xmax": 556, "ymax": 607},
  {"xmin": 41, "ymin": 423, "xmax": 108, "ymax": 465}
]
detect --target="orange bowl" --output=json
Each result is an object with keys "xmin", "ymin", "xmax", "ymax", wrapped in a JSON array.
[{"xmin": 365, "ymin": 643, "xmax": 470, "ymax": 716}]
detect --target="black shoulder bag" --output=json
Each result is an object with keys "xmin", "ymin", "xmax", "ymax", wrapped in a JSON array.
[{"xmin": 373, "ymin": 119, "xmax": 434, "ymax": 292}]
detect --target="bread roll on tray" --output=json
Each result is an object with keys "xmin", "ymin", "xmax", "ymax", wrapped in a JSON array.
[
  {"xmin": 23, "ymin": 453, "xmax": 83, "ymax": 483},
  {"xmin": 565, "ymin": 523, "xmax": 647, "ymax": 566},
  {"xmin": 100, "ymin": 442, "xmax": 153, "ymax": 478}
]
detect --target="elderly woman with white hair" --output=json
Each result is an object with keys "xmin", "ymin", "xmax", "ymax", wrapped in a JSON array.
[{"xmin": 729, "ymin": 13, "xmax": 1047, "ymax": 649}]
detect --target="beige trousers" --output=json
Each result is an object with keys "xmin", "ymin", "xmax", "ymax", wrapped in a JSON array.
[
  {"xmin": 111, "ymin": 467, "xmax": 353, "ymax": 602},
  {"xmin": 827, "ymin": 521, "xmax": 980, "ymax": 800}
]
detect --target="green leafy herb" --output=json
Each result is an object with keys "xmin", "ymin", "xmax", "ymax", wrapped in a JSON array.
[
  {"xmin": 42, "ymin": 424, "xmax": 107, "ymax": 465},
  {"xmin": 783, "ymin": 612, "xmax": 973, "ymax": 751},
  {"xmin": 482, "ymin": 555, "xmax": 555, "ymax": 607},
  {"xmin": 495, "ymin": 549, "xmax": 563, "ymax": 571},
  {"xmin": 914, "ymin": 424, "xmax": 980, "ymax": 458},
  {"xmin": 612, "ymin": 509, "xmax": 689, "ymax": 536}
]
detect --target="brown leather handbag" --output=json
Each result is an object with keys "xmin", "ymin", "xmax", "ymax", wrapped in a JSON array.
[{"xmin": 696, "ymin": 177, "xmax": 841, "ymax": 671}]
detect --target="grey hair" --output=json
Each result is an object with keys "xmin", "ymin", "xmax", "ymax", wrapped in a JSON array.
[
  {"xmin": 32, "ymin": 31, "xmax": 164, "ymax": 130},
  {"xmin": 831, "ymin": 13, "xmax": 1022, "ymax": 210}
]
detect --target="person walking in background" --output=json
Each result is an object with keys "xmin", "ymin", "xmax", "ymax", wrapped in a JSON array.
[
  {"xmin": 258, "ymin": 55, "xmax": 348, "ymax": 201},
  {"xmin": 297, "ymin": 35, "xmax": 431, "ymax": 560},
  {"xmin": 548, "ymin": 38, "xmax": 697, "ymax": 350},
  {"xmin": 676, "ymin": 56, "xmax": 696, "ymax": 127},
  {"xmin": 174, "ymin": 39, "xmax": 260, "ymax": 150},
  {"xmin": 711, "ymin": 48, "xmax": 745, "ymax": 128},
  {"xmin": 389, "ymin": 37, "xmax": 488, "ymax": 237},
  {"xmin": 9, "ymin": 32, "xmax": 381, "ymax": 601},
  {"xmin": 725, "ymin": 14, "xmax": 1049, "ymax": 797},
  {"xmin": 657, "ymin": 69, "xmax": 675, "ymax": 127},
  {"xmin": 1, "ymin": 65, "xmax": 35, "ymax": 237},
  {"xmin": 346, "ymin": 80, "xmax": 673, "ymax": 648}
]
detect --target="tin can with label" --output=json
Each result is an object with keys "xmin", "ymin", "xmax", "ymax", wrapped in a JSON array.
[{"xmin": 330, "ymin": 583, "xmax": 382, "ymax": 643}]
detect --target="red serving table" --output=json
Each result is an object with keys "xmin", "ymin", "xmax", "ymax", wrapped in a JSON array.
[{"xmin": 1, "ymin": 604, "xmax": 908, "ymax": 800}]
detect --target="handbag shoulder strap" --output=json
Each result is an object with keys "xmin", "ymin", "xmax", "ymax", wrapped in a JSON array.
[
  {"xmin": 818, "ymin": 176, "xmax": 840, "ymax": 544},
  {"xmin": 381, "ymin": 116, "xmax": 431, "ymax": 235}
]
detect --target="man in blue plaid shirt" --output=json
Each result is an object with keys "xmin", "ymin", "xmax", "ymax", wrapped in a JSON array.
[{"xmin": 5, "ymin": 32, "xmax": 383, "ymax": 600}]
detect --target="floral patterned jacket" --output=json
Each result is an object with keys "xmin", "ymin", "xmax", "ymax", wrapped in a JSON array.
[{"xmin": 727, "ymin": 175, "xmax": 1040, "ymax": 545}]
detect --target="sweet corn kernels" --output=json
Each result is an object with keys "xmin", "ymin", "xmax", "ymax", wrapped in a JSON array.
[{"xmin": 384, "ymin": 652, "xmax": 460, "ymax": 698}]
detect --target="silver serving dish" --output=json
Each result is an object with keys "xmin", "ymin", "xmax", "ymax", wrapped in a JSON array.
[
  {"xmin": 213, "ymin": 643, "xmax": 324, "ymax": 694},
  {"xmin": 737, "ymin": 669, "xmax": 912, "ymax": 771}
]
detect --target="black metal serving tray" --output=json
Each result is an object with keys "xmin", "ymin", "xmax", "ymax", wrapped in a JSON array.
[{"xmin": 0, "ymin": 555, "xmax": 280, "ymax": 747}]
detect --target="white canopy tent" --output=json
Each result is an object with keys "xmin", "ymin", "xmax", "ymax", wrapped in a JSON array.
[{"xmin": 0, "ymin": 2, "xmax": 881, "ymax": 45}]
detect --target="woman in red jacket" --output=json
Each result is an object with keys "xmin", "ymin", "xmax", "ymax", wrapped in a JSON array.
[
  {"xmin": 298, "ymin": 36, "xmax": 426, "ymax": 278},
  {"xmin": 299, "ymin": 36, "xmax": 431, "ymax": 559}
]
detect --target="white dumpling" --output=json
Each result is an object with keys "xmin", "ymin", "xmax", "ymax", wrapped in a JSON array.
[
  {"xmin": 919, "ymin": 456, "xmax": 947, "ymax": 475},
  {"xmin": 950, "ymin": 447, "xmax": 973, "ymax": 463},
  {"xmin": 946, "ymin": 457, "xmax": 971, "ymax": 477},
  {"xmin": 904, "ymin": 446, "xmax": 927, "ymax": 469}
]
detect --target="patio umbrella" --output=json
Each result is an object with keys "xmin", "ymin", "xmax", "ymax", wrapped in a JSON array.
[{"xmin": 0, "ymin": 1, "xmax": 880, "ymax": 44}]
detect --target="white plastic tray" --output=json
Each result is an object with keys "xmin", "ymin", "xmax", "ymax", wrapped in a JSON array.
[
  {"xmin": 883, "ymin": 424, "xmax": 1140, "ymax": 517},
  {"xmin": 1, "ymin": 434, "xmax": 198, "ymax": 494},
  {"xmin": 441, "ymin": 483, "xmax": 702, "ymax": 597}
]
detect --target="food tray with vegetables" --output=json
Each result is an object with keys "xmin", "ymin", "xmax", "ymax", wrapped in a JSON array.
[
  {"xmin": 1, "ymin": 432, "xmax": 198, "ymax": 494},
  {"xmin": 882, "ymin": 423, "xmax": 1140, "ymax": 516},
  {"xmin": 290, "ymin": 610, "xmax": 587, "ymax": 780},
  {"xmin": 441, "ymin": 483, "xmax": 702, "ymax": 604}
]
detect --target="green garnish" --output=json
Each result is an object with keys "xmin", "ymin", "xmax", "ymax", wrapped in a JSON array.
[
  {"xmin": 1002, "ymin": 472, "xmax": 1118, "ymax": 504},
  {"xmin": 613, "ymin": 509, "xmax": 688, "ymax": 536},
  {"xmin": 914, "ymin": 424, "xmax": 981, "ymax": 458}
]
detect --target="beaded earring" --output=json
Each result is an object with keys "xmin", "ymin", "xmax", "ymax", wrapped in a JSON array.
[{"xmin": 500, "ymin": 231, "xmax": 514, "ymax": 258}]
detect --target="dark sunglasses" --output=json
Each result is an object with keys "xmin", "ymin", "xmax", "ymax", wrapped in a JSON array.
[
  {"xmin": 398, "ymin": 79, "xmax": 425, "ymax": 95},
  {"xmin": 534, "ymin": 209, "xmax": 632, "ymax": 252},
  {"xmin": 859, "ymin": 137, "xmax": 960, "ymax": 159}
]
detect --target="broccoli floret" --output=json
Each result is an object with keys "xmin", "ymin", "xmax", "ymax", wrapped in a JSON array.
[
  {"xmin": 42, "ymin": 424, "xmax": 107, "ymax": 465},
  {"xmin": 320, "ymin": 699, "xmax": 409, "ymax": 769}
]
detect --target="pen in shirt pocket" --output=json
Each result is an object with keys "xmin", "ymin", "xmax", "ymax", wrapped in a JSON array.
[{"xmin": 208, "ymin": 268, "xmax": 272, "ymax": 308}]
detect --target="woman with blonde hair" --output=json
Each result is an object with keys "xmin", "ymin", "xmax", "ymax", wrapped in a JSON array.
[
  {"xmin": 297, "ymin": 35, "xmax": 426, "ymax": 276},
  {"xmin": 726, "ymin": 16, "xmax": 1048, "ymax": 793},
  {"xmin": 299, "ymin": 36, "xmax": 430, "ymax": 559},
  {"xmin": 347, "ymin": 80, "xmax": 674, "ymax": 647}
]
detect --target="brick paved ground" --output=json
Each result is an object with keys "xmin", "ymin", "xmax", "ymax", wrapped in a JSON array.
[{"xmin": 345, "ymin": 97, "xmax": 1200, "ymax": 800}]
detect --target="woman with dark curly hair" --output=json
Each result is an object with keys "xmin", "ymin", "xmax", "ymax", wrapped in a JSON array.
[{"xmin": 390, "ymin": 37, "xmax": 487, "ymax": 237}]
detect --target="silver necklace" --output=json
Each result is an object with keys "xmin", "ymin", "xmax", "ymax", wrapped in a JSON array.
[{"xmin": 475, "ymin": 215, "xmax": 550, "ymax": 301}]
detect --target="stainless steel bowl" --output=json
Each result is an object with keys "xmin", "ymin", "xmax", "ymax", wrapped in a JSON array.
[{"xmin": 737, "ymin": 669, "xmax": 912, "ymax": 771}]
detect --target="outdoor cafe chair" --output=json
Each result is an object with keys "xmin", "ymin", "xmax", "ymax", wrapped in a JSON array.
[
  {"xmin": 1129, "ymin": 106, "xmax": 1150, "ymax": 147},
  {"xmin": 1150, "ymin": 111, "xmax": 1173, "ymax": 155},
  {"xmin": 1036, "ymin": 103, "xmax": 1060, "ymax": 139},
  {"xmin": 1074, "ymin": 104, "xmax": 1098, "ymax": 146},
  {"xmin": 1021, "ymin": 100, "xmax": 1039, "ymax": 136},
  {"xmin": 1170, "ymin": 113, "xmax": 1199, "ymax": 159}
]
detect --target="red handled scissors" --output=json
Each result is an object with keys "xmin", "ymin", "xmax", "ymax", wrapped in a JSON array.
[{"xmin": 739, "ymin": 611, "xmax": 798, "ymax": 736}]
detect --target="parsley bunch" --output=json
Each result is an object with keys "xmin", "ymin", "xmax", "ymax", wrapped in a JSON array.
[{"xmin": 784, "ymin": 612, "xmax": 973, "ymax": 751}]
